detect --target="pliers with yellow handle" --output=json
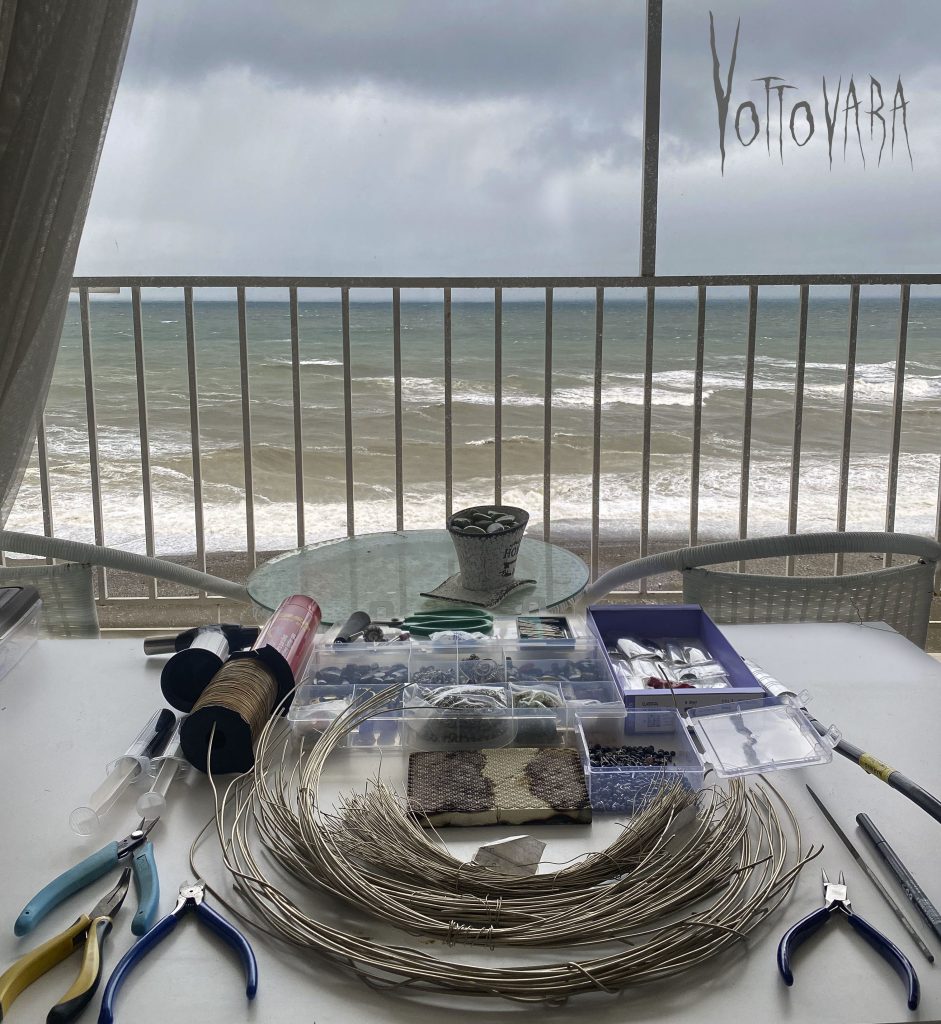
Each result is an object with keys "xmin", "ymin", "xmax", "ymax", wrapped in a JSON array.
[{"xmin": 0, "ymin": 868, "xmax": 130, "ymax": 1023}]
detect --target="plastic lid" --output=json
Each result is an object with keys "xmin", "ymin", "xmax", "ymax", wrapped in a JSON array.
[{"xmin": 686, "ymin": 696, "xmax": 837, "ymax": 779}]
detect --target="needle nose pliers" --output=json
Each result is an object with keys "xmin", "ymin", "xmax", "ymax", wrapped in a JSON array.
[
  {"xmin": 97, "ymin": 879, "xmax": 257, "ymax": 1024},
  {"xmin": 777, "ymin": 869, "xmax": 920, "ymax": 1010},
  {"xmin": 0, "ymin": 868, "xmax": 130, "ymax": 1023},
  {"xmin": 15, "ymin": 820, "xmax": 160, "ymax": 939}
]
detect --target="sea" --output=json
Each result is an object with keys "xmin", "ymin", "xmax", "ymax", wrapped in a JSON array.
[{"xmin": 6, "ymin": 294, "xmax": 941, "ymax": 555}]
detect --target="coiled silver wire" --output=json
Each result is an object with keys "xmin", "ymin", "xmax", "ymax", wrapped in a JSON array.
[{"xmin": 200, "ymin": 685, "xmax": 819, "ymax": 1002}]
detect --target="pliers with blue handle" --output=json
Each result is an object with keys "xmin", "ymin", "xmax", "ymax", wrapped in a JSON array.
[
  {"xmin": 15, "ymin": 820, "xmax": 160, "ymax": 939},
  {"xmin": 777, "ymin": 869, "xmax": 920, "ymax": 1010},
  {"xmin": 97, "ymin": 880, "xmax": 257, "ymax": 1023}
]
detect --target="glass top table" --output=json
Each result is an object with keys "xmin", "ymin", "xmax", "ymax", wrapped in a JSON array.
[{"xmin": 247, "ymin": 530, "xmax": 589, "ymax": 622}]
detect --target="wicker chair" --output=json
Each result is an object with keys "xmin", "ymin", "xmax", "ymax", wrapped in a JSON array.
[
  {"xmin": 0, "ymin": 530, "xmax": 249, "ymax": 638},
  {"xmin": 582, "ymin": 531, "xmax": 941, "ymax": 649}
]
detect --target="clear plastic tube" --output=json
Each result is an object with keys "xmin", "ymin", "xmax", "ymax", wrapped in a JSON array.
[
  {"xmin": 69, "ymin": 757, "xmax": 140, "ymax": 836},
  {"xmin": 136, "ymin": 726, "xmax": 186, "ymax": 818},
  {"xmin": 70, "ymin": 708, "xmax": 177, "ymax": 835}
]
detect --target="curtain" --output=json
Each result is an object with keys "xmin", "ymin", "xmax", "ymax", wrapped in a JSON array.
[{"xmin": 0, "ymin": 0, "xmax": 136, "ymax": 528}]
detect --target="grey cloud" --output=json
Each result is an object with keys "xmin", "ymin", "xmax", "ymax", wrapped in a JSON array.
[
  {"xmin": 76, "ymin": 2, "xmax": 941, "ymax": 278},
  {"xmin": 122, "ymin": 1, "xmax": 940, "ymax": 165},
  {"xmin": 125, "ymin": 0, "xmax": 647, "ymax": 100}
]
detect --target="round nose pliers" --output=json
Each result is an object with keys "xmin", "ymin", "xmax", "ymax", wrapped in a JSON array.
[
  {"xmin": 777, "ymin": 869, "xmax": 920, "ymax": 1010},
  {"xmin": 97, "ymin": 879, "xmax": 257, "ymax": 1023}
]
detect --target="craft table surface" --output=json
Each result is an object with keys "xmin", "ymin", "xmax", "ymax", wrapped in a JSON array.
[
  {"xmin": 246, "ymin": 529, "xmax": 589, "ymax": 618},
  {"xmin": 1, "ymin": 622, "xmax": 940, "ymax": 1024}
]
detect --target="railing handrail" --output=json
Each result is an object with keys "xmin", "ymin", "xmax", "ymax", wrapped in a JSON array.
[{"xmin": 72, "ymin": 273, "xmax": 941, "ymax": 289}]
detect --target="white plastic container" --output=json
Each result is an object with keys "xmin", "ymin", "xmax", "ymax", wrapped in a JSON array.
[{"xmin": 0, "ymin": 587, "xmax": 41, "ymax": 683}]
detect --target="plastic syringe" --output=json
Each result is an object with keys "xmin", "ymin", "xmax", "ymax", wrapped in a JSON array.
[
  {"xmin": 70, "ymin": 708, "xmax": 177, "ymax": 835},
  {"xmin": 136, "ymin": 718, "xmax": 187, "ymax": 818}
]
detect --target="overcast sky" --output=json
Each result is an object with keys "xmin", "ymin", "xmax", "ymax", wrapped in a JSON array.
[{"xmin": 75, "ymin": 0, "xmax": 941, "ymax": 278}]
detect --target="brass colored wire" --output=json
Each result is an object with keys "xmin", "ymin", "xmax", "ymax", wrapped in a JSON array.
[
  {"xmin": 194, "ymin": 684, "xmax": 820, "ymax": 1003},
  {"xmin": 192, "ymin": 657, "xmax": 278, "ymax": 739}
]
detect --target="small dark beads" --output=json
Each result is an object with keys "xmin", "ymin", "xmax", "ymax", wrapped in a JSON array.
[{"xmin": 313, "ymin": 661, "xmax": 408, "ymax": 691}]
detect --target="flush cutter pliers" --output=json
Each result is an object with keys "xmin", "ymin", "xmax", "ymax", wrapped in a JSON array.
[
  {"xmin": 97, "ymin": 879, "xmax": 257, "ymax": 1024},
  {"xmin": 0, "ymin": 868, "xmax": 130, "ymax": 1023},
  {"xmin": 15, "ymin": 820, "xmax": 159, "ymax": 939},
  {"xmin": 777, "ymin": 869, "xmax": 920, "ymax": 1010}
]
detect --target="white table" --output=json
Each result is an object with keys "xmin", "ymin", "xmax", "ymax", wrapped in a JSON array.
[{"xmin": 1, "ymin": 623, "xmax": 939, "ymax": 1024}]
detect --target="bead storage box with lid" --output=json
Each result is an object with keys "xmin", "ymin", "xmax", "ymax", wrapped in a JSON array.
[
  {"xmin": 287, "ymin": 636, "xmax": 624, "ymax": 751},
  {"xmin": 576, "ymin": 694, "xmax": 837, "ymax": 814},
  {"xmin": 576, "ymin": 709, "xmax": 705, "ymax": 814},
  {"xmin": 587, "ymin": 605, "xmax": 767, "ymax": 711}
]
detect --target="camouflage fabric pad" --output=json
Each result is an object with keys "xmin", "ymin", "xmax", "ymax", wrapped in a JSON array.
[{"xmin": 407, "ymin": 747, "xmax": 591, "ymax": 827}]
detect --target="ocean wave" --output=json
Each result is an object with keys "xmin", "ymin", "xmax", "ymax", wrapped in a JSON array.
[
  {"xmin": 8, "ymin": 451, "xmax": 938, "ymax": 554},
  {"xmin": 605, "ymin": 369, "xmax": 740, "ymax": 388},
  {"xmin": 263, "ymin": 356, "xmax": 343, "ymax": 367},
  {"xmin": 803, "ymin": 374, "xmax": 941, "ymax": 403},
  {"xmin": 554, "ymin": 385, "xmax": 716, "ymax": 409},
  {"xmin": 464, "ymin": 434, "xmax": 583, "ymax": 451},
  {"xmin": 757, "ymin": 355, "xmax": 941, "ymax": 374},
  {"xmin": 366, "ymin": 375, "xmax": 721, "ymax": 410},
  {"xmin": 602, "ymin": 363, "xmax": 941, "ymax": 403},
  {"xmin": 42, "ymin": 423, "xmax": 197, "ymax": 461}
]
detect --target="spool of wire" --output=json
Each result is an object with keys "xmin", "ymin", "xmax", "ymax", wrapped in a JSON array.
[
  {"xmin": 160, "ymin": 626, "xmax": 231, "ymax": 712},
  {"xmin": 180, "ymin": 595, "xmax": 320, "ymax": 774}
]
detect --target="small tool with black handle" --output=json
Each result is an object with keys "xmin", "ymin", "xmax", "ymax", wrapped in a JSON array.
[
  {"xmin": 746, "ymin": 659, "xmax": 941, "ymax": 828},
  {"xmin": 332, "ymin": 610, "xmax": 372, "ymax": 643}
]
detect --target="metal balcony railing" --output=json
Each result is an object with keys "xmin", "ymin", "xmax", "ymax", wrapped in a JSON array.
[{"xmin": 3, "ymin": 273, "xmax": 941, "ymax": 633}]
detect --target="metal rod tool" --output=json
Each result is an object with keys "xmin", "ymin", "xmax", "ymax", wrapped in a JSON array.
[{"xmin": 856, "ymin": 812, "xmax": 941, "ymax": 946}]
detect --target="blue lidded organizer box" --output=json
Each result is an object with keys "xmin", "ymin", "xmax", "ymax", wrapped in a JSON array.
[{"xmin": 586, "ymin": 604, "xmax": 767, "ymax": 710}]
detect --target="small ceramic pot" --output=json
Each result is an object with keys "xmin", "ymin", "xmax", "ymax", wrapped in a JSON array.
[{"xmin": 447, "ymin": 505, "xmax": 529, "ymax": 590}]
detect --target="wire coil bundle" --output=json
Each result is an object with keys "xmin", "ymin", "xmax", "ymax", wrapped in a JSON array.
[
  {"xmin": 175, "ymin": 595, "xmax": 320, "ymax": 774},
  {"xmin": 206, "ymin": 687, "xmax": 819, "ymax": 1002}
]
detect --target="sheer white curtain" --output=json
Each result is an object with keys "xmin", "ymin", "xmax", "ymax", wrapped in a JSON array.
[{"xmin": 0, "ymin": 0, "xmax": 136, "ymax": 528}]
